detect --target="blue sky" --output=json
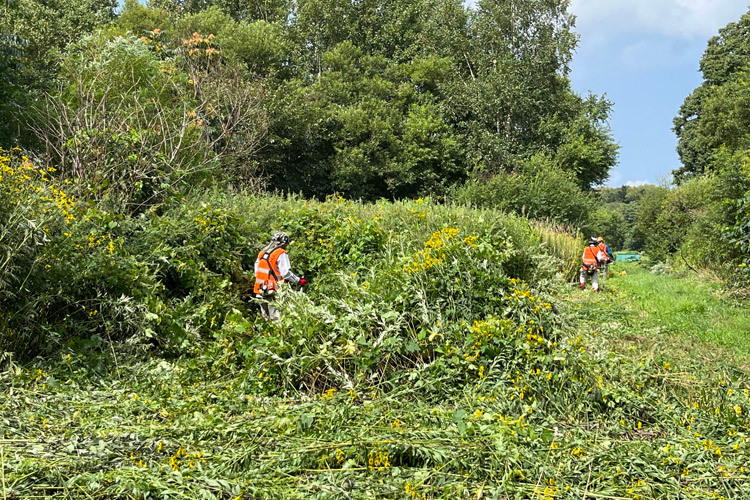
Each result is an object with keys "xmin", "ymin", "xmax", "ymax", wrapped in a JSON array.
[{"xmin": 567, "ymin": 0, "xmax": 750, "ymax": 187}]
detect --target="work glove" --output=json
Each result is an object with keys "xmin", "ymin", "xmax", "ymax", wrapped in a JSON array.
[{"xmin": 299, "ymin": 277, "xmax": 307, "ymax": 286}]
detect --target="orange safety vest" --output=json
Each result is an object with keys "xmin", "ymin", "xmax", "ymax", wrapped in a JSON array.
[
  {"xmin": 598, "ymin": 242, "xmax": 609, "ymax": 257},
  {"xmin": 582, "ymin": 246, "xmax": 600, "ymax": 266},
  {"xmin": 254, "ymin": 247, "xmax": 286, "ymax": 295}
]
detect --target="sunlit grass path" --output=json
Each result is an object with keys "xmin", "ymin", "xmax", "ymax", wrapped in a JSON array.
[{"xmin": 568, "ymin": 261, "xmax": 750, "ymax": 367}]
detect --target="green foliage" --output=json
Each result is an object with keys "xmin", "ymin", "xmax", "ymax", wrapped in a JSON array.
[
  {"xmin": 115, "ymin": 0, "xmax": 173, "ymax": 36},
  {"xmin": 537, "ymin": 93, "xmax": 620, "ymax": 190},
  {"xmin": 0, "ymin": 33, "xmax": 27, "ymax": 144},
  {"xmin": 629, "ymin": 185, "xmax": 670, "ymax": 252},
  {"xmin": 227, "ymin": 207, "xmax": 559, "ymax": 391},
  {"xmin": 6, "ymin": 3, "xmax": 750, "ymax": 496},
  {"xmin": 0, "ymin": 149, "xmax": 160, "ymax": 355},
  {"xmin": 594, "ymin": 184, "xmax": 673, "ymax": 252},
  {"xmin": 0, "ymin": 0, "xmax": 28, "ymax": 145},
  {"xmin": 151, "ymin": 0, "xmax": 292, "ymax": 23},
  {"xmin": 727, "ymin": 192, "xmax": 750, "ymax": 272},
  {"xmin": 289, "ymin": 0, "xmax": 444, "ymax": 66},
  {"xmin": 627, "ymin": 151, "xmax": 749, "ymax": 276},
  {"xmin": 581, "ymin": 205, "xmax": 626, "ymax": 250},
  {"xmin": 461, "ymin": 0, "xmax": 577, "ymax": 161},
  {"xmin": 32, "ymin": 33, "xmax": 207, "ymax": 211},
  {"xmin": 639, "ymin": 179, "xmax": 710, "ymax": 262},
  {"xmin": 0, "ymin": 148, "xmax": 70, "ymax": 310},
  {"xmin": 718, "ymin": 152, "xmax": 750, "ymax": 285},
  {"xmin": 453, "ymin": 154, "xmax": 595, "ymax": 226},
  {"xmin": 262, "ymin": 45, "xmax": 466, "ymax": 199},
  {"xmin": 675, "ymin": 69, "xmax": 750, "ymax": 182},
  {"xmin": 531, "ymin": 219, "xmax": 583, "ymax": 281},
  {"xmin": 0, "ymin": 0, "xmax": 117, "ymax": 86},
  {"xmin": 656, "ymin": 6, "xmax": 750, "ymax": 285},
  {"xmin": 674, "ymin": 7, "xmax": 750, "ymax": 182},
  {"xmin": 176, "ymin": 6, "xmax": 289, "ymax": 75},
  {"xmin": 7, "ymin": 0, "xmax": 617, "ymax": 208},
  {"xmin": 250, "ymin": 0, "xmax": 617, "ymax": 199},
  {"xmin": 29, "ymin": 31, "xmax": 266, "ymax": 211}
]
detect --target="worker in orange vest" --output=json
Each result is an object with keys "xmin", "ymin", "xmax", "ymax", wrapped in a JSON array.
[
  {"xmin": 580, "ymin": 237, "xmax": 606, "ymax": 292},
  {"xmin": 254, "ymin": 231, "xmax": 306, "ymax": 321}
]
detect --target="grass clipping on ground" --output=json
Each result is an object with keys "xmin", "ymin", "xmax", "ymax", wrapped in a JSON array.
[{"xmin": 2, "ymin": 216, "xmax": 750, "ymax": 498}]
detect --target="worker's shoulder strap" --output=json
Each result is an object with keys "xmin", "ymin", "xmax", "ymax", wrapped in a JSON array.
[{"xmin": 268, "ymin": 247, "xmax": 286, "ymax": 262}]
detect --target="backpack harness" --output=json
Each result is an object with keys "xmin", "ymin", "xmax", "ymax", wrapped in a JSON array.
[{"xmin": 254, "ymin": 247, "xmax": 285, "ymax": 296}]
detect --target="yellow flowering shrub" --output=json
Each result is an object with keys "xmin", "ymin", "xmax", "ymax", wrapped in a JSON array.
[{"xmin": 0, "ymin": 148, "xmax": 73, "ymax": 292}]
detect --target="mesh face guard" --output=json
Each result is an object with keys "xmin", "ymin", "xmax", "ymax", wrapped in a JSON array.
[{"xmin": 271, "ymin": 231, "xmax": 289, "ymax": 246}]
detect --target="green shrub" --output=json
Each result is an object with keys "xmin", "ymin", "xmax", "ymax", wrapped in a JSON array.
[
  {"xmin": 176, "ymin": 6, "xmax": 289, "ymax": 75},
  {"xmin": 581, "ymin": 205, "xmax": 626, "ymax": 250},
  {"xmin": 0, "ymin": 153, "xmax": 234, "ymax": 356},
  {"xmin": 0, "ymin": 148, "xmax": 80, "ymax": 353},
  {"xmin": 203, "ymin": 196, "xmax": 565, "ymax": 393},
  {"xmin": 28, "ymin": 31, "xmax": 266, "ymax": 213},
  {"xmin": 453, "ymin": 154, "xmax": 595, "ymax": 226},
  {"xmin": 29, "ymin": 33, "xmax": 207, "ymax": 212}
]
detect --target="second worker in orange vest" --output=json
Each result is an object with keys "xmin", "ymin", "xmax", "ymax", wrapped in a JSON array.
[
  {"xmin": 254, "ymin": 231, "xmax": 306, "ymax": 321},
  {"xmin": 580, "ymin": 237, "xmax": 606, "ymax": 292}
]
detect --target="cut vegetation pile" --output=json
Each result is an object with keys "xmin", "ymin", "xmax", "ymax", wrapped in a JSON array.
[{"xmin": 2, "ymin": 153, "xmax": 749, "ymax": 499}]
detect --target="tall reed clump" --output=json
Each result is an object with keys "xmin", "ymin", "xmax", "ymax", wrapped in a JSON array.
[{"xmin": 531, "ymin": 218, "xmax": 583, "ymax": 282}]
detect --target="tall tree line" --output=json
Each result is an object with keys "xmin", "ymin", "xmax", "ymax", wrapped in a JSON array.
[{"xmin": 2, "ymin": 0, "xmax": 618, "ymax": 209}]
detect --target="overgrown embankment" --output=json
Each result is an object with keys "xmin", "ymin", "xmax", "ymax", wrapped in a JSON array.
[
  {"xmin": 2, "ymin": 143, "xmax": 573, "ymax": 365},
  {"xmin": 2, "ymin": 158, "xmax": 750, "ymax": 499}
]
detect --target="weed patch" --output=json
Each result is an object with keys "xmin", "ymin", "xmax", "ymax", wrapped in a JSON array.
[{"xmin": 3, "ymin": 173, "xmax": 750, "ymax": 499}]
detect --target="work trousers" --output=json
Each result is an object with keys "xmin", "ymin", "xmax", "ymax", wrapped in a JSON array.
[
  {"xmin": 579, "ymin": 268, "xmax": 599, "ymax": 291},
  {"xmin": 600, "ymin": 261, "xmax": 609, "ymax": 280},
  {"xmin": 257, "ymin": 294, "xmax": 280, "ymax": 321}
]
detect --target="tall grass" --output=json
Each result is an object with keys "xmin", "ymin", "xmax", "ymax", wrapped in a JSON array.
[{"xmin": 532, "ymin": 218, "xmax": 583, "ymax": 282}]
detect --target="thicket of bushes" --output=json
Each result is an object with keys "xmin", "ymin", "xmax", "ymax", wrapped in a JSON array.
[
  {"xmin": 1, "ymin": 146, "xmax": 580, "ymax": 383},
  {"xmin": 588, "ymin": 152, "xmax": 750, "ymax": 291},
  {"xmin": 452, "ymin": 154, "xmax": 596, "ymax": 227},
  {"xmin": 2, "ymin": 0, "xmax": 617, "ymax": 225},
  {"xmin": 592, "ymin": 149, "xmax": 750, "ymax": 289}
]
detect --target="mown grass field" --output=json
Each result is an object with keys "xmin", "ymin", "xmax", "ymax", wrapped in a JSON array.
[
  {"xmin": 3, "ymin": 259, "xmax": 750, "ymax": 499},
  {"xmin": 597, "ymin": 264, "xmax": 750, "ymax": 359}
]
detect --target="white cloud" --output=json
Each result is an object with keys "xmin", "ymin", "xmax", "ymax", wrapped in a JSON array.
[
  {"xmin": 604, "ymin": 171, "xmax": 652, "ymax": 188},
  {"xmin": 569, "ymin": 0, "xmax": 749, "ymax": 40},
  {"xmin": 624, "ymin": 179, "xmax": 650, "ymax": 187}
]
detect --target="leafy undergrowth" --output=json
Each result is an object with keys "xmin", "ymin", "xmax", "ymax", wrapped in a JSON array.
[{"xmin": 3, "ymin": 263, "xmax": 750, "ymax": 499}]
